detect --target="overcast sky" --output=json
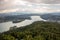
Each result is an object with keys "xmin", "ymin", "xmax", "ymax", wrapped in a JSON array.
[{"xmin": 0, "ymin": 0, "xmax": 60, "ymax": 13}]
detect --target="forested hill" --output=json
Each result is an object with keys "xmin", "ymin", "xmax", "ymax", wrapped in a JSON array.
[{"xmin": 0, "ymin": 21, "xmax": 60, "ymax": 40}]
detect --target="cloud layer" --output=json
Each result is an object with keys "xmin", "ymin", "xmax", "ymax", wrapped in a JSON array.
[
  {"xmin": 25, "ymin": 0, "xmax": 60, "ymax": 4},
  {"xmin": 0, "ymin": 0, "xmax": 60, "ymax": 13}
]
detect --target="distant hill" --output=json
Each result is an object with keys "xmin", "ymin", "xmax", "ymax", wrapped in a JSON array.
[
  {"xmin": 0, "ymin": 13, "xmax": 41, "ymax": 23},
  {"xmin": 41, "ymin": 13, "xmax": 60, "ymax": 21},
  {"xmin": 0, "ymin": 12, "xmax": 60, "ymax": 22}
]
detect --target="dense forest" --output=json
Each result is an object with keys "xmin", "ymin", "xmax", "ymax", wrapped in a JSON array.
[{"xmin": 0, "ymin": 21, "xmax": 60, "ymax": 40}]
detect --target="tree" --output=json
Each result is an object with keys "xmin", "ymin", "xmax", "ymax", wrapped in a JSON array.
[
  {"xmin": 33, "ymin": 35, "xmax": 45, "ymax": 40},
  {"xmin": 0, "ymin": 34, "xmax": 16, "ymax": 40}
]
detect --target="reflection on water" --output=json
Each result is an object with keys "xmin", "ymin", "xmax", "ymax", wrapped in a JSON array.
[
  {"xmin": 0, "ymin": 22, "xmax": 13, "ymax": 32},
  {"xmin": 0, "ymin": 16, "xmax": 46, "ymax": 32},
  {"xmin": 0, "ymin": 20, "xmax": 34, "ymax": 32}
]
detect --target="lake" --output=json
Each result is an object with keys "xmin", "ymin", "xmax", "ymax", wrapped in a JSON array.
[{"xmin": 0, "ymin": 16, "xmax": 46, "ymax": 32}]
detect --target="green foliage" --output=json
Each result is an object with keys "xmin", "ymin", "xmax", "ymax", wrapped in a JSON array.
[
  {"xmin": 0, "ymin": 34, "xmax": 16, "ymax": 40},
  {"xmin": 0, "ymin": 21, "xmax": 60, "ymax": 40},
  {"xmin": 33, "ymin": 35, "xmax": 45, "ymax": 40}
]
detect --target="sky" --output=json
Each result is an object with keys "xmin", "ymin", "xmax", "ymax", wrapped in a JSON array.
[{"xmin": 0, "ymin": 0, "xmax": 60, "ymax": 13}]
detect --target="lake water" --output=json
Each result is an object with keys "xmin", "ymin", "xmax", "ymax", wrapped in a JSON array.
[
  {"xmin": 0, "ymin": 16, "xmax": 46, "ymax": 32},
  {"xmin": 0, "ymin": 20, "xmax": 34, "ymax": 32}
]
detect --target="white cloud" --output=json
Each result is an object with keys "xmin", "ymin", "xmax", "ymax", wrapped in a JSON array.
[
  {"xmin": 0, "ymin": 8, "xmax": 19, "ymax": 13},
  {"xmin": 0, "ymin": 0, "xmax": 60, "ymax": 13},
  {"xmin": 24, "ymin": 0, "xmax": 60, "ymax": 4}
]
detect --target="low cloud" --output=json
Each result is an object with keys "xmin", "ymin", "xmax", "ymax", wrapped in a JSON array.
[{"xmin": 0, "ymin": 8, "xmax": 19, "ymax": 13}]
